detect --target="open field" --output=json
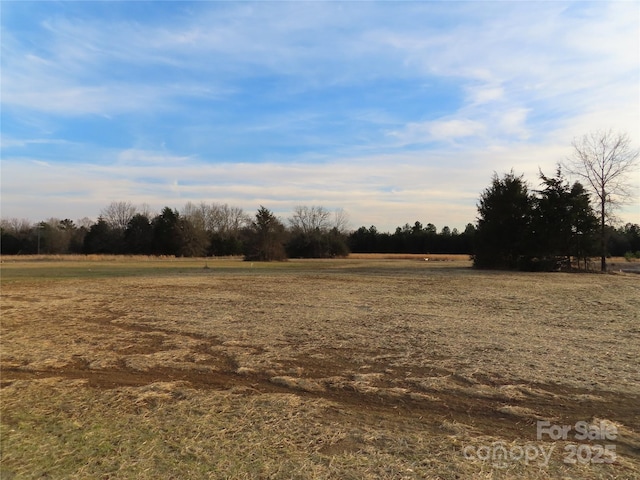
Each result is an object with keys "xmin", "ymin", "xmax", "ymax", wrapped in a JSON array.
[{"xmin": 1, "ymin": 256, "xmax": 639, "ymax": 479}]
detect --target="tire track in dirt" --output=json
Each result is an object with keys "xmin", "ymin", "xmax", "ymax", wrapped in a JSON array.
[
  {"xmin": 2, "ymin": 306, "xmax": 638, "ymax": 457},
  {"xmin": 3, "ymin": 357, "xmax": 639, "ymax": 455}
]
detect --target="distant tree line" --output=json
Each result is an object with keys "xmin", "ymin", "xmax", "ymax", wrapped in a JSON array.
[
  {"xmin": 348, "ymin": 222, "xmax": 476, "ymax": 254},
  {"xmin": 0, "ymin": 201, "xmax": 479, "ymax": 259},
  {"xmin": 0, "ymin": 202, "xmax": 352, "ymax": 260},
  {"xmin": 2, "ymin": 197, "xmax": 638, "ymax": 266}
]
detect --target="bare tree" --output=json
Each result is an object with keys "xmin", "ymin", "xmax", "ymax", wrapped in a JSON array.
[
  {"xmin": 182, "ymin": 201, "xmax": 208, "ymax": 232},
  {"xmin": 202, "ymin": 203, "xmax": 250, "ymax": 233},
  {"xmin": 0, "ymin": 218, "xmax": 32, "ymax": 234},
  {"xmin": 564, "ymin": 130, "xmax": 639, "ymax": 271},
  {"xmin": 138, "ymin": 203, "xmax": 155, "ymax": 219},
  {"xmin": 100, "ymin": 201, "xmax": 138, "ymax": 231},
  {"xmin": 333, "ymin": 208, "xmax": 350, "ymax": 233},
  {"xmin": 218, "ymin": 204, "xmax": 250, "ymax": 233},
  {"xmin": 182, "ymin": 201, "xmax": 250, "ymax": 235},
  {"xmin": 289, "ymin": 206, "xmax": 332, "ymax": 233}
]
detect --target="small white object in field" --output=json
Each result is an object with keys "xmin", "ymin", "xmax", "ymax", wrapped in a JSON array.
[{"xmin": 424, "ymin": 258, "xmax": 429, "ymax": 261}]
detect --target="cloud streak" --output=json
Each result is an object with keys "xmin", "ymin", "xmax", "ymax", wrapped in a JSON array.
[{"xmin": 1, "ymin": 1, "xmax": 638, "ymax": 231}]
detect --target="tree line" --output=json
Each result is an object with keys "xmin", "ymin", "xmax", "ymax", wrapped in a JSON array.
[
  {"xmin": 0, "ymin": 203, "xmax": 346, "ymax": 259},
  {"xmin": 1, "ymin": 130, "xmax": 636, "ymax": 270},
  {"xmin": 2, "ymin": 197, "xmax": 638, "ymax": 266},
  {"xmin": 0, "ymin": 202, "xmax": 475, "ymax": 259},
  {"xmin": 349, "ymin": 222, "xmax": 475, "ymax": 254}
]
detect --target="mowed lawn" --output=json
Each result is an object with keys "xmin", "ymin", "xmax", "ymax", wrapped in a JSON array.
[{"xmin": 1, "ymin": 256, "xmax": 639, "ymax": 479}]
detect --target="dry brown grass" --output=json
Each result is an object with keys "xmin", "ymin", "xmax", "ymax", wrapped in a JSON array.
[{"xmin": 1, "ymin": 257, "xmax": 639, "ymax": 478}]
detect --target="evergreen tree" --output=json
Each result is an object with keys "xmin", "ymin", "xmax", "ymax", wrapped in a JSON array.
[
  {"xmin": 152, "ymin": 207, "xmax": 182, "ymax": 256},
  {"xmin": 244, "ymin": 206, "xmax": 287, "ymax": 261},
  {"xmin": 474, "ymin": 172, "xmax": 534, "ymax": 269},
  {"xmin": 84, "ymin": 218, "xmax": 120, "ymax": 254},
  {"xmin": 124, "ymin": 214, "xmax": 154, "ymax": 254},
  {"xmin": 533, "ymin": 168, "xmax": 597, "ymax": 269}
]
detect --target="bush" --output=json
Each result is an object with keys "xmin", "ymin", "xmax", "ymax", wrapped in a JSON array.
[
  {"xmin": 286, "ymin": 229, "xmax": 349, "ymax": 258},
  {"xmin": 624, "ymin": 251, "xmax": 640, "ymax": 261}
]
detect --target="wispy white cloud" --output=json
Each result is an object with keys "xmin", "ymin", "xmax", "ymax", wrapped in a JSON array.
[
  {"xmin": 0, "ymin": 135, "xmax": 75, "ymax": 149},
  {"xmin": 388, "ymin": 118, "xmax": 487, "ymax": 145},
  {"xmin": 1, "ymin": 1, "xmax": 638, "ymax": 229},
  {"xmin": 498, "ymin": 109, "xmax": 530, "ymax": 140},
  {"xmin": 467, "ymin": 84, "xmax": 504, "ymax": 105}
]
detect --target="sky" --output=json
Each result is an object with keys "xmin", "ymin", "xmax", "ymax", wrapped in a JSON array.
[{"xmin": 1, "ymin": 1, "xmax": 639, "ymax": 232}]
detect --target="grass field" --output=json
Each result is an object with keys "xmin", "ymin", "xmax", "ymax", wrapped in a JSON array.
[{"xmin": 1, "ymin": 256, "xmax": 639, "ymax": 479}]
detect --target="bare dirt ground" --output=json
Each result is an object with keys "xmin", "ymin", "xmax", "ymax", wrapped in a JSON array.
[{"xmin": 1, "ymin": 257, "xmax": 639, "ymax": 479}]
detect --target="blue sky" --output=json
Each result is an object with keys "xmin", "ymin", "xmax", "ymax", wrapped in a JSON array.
[{"xmin": 1, "ymin": 1, "xmax": 638, "ymax": 232}]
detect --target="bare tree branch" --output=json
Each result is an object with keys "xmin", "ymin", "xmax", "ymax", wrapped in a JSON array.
[
  {"xmin": 333, "ymin": 208, "xmax": 350, "ymax": 233},
  {"xmin": 289, "ymin": 206, "xmax": 332, "ymax": 234},
  {"xmin": 100, "ymin": 201, "xmax": 138, "ymax": 231},
  {"xmin": 563, "ymin": 130, "xmax": 639, "ymax": 271}
]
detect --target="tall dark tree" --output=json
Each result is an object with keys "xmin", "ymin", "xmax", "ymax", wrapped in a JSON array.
[
  {"xmin": 83, "ymin": 218, "xmax": 120, "ymax": 254},
  {"xmin": 124, "ymin": 214, "xmax": 154, "ymax": 254},
  {"xmin": 533, "ymin": 167, "xmax": 597, "ymax": 268},
  {"xmin": 152, "ymin": 207, "xmax": 182, "ymax": 256},
  {"xmin": 244, "ymin": 206, "xmax": 287, "ymax": 261},
  {"xmin": 567, "ymin": 182, "xmax": 599, "ymax": 265},
  {"xmin": 474, "ymin": 172, "xmax": 534, "ymax": 269},
  {"xmin": 0, "ymin": 229, "xmax": 22, "ymax": 254},
  {"xmin": 151, "ymin": 207, "xmax": 208, "ymax": 257}
]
